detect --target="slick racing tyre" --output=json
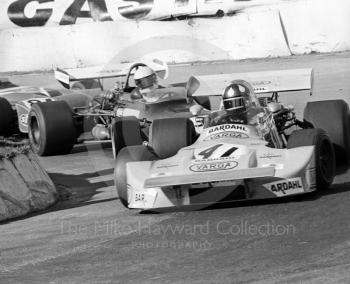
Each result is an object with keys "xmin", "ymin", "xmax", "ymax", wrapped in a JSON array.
[
  {"xmin": 150, "ymin": 117, "xmax": 196, "ymax": 159},
  {"xmin": 115, "ymin": 145, "xmax": 157, "ymax": 208},
  {"xmin": 28, "ymin": 101, "xmax": 76, "ymax": 156},
  {"xmin": 287, "ymin": 129, "xmax": 335, "ymax": 191},
  {"xmin": 304, "ymin": 100, "xmax": 350, "ymax": 164},
  {"xmin": 0, "ymin": 97, "xmax": 15, "ymax": 136},
  {"xmin": 111, "ymin": 116, "xmax": 144, "ymax": 159}
]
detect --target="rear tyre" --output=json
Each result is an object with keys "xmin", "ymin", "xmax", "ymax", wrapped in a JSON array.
[
  {"xmin": 304, "ymin": 100, "xmax": 350, "ymax": 164},
  {"xmin": 28, "ymin": 101, "xmax": 76, "ymax": 156},
  {"xmin": 0, "ymin": 97, "xmax": 15, "ymax": 136},
  {"xmin": 115, "ymin": 145, "xmax": 157, "ymax": 208},
  {"xmin": 287, "ymin": 129, "xmax": 335, "ymax": 190},
  {"xmin": 150, "ymin": 117, "xmax": 195, "ymax": 159},
  {"xmin": 111, "ymin": 116, "xmax": 144, "ymax": 159}
]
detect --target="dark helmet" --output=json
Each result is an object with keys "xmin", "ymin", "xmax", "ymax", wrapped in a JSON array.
[{"xmin": 222, "ymin": 83, "xmax": 246, "ymax": 111}]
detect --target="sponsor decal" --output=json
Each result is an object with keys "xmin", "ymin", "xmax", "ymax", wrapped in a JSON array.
[
  {"xmin": 252, "ymin": 80, "xmax": 271, "ymax": 92},
  {"xmin": 189, "ymin": 161, "xmax": 238, "ymax": 172},
  {"xmin": 259, "ymin": 153, "xmax": 283, "ymax": 159},
  {"xmin": 5, "ymin": 0, "xmax": 191, "ymax": 27},
  {"xmin": 5, "ymin": 0, "xmax": 268, "ymax": 27},
  {"xmin": 263, "ymin": 177, "xmax": 304, "ymax": 197},
  {"xmin": 208, "ymin": 124, "xmax": 248, "ymax": 134},
  {"xmin": 134, "ymin": 192, "xmax": 145, "ymax": 202},
  {"xmin": 204, "ymin": 131, "xmax": 249, "ymax": 141},
  {"xmin": 131, "ymin": 189, "xmax": 158, "ymax": 208},
  {"xmin": 193, "ymin": 156, "xmax": 237, "ymax": 163},
  {"xmin": 252, "ymin": 80, "xmax": 272, "ymax": 86}
]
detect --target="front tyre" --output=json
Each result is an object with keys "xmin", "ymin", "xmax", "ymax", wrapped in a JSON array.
[
  {"xmin": 115, "ymin": 145, "xmax": 157, "ymax": 208},
  {"xmin": 111, "ymin": 116, "xmax": 144, "ymax": 160},
  {"xmin": 150, "ymin": 117, "xmax": 195, "ymax": 159},
  {"xmin": 28, "ymin": 101, "xmax": 76, "ymax": 156},
  {"xmin": 287, "ymin": 129, "xmax": 335, "ymax": 190}
]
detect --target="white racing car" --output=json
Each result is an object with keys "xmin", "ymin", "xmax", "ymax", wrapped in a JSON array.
[{"xmin": 114, "ymin": 68, "xmax": 350, "ymax": 210}]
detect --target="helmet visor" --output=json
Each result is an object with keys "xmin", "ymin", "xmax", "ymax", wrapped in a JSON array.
[
  {"xmin": 135, "ymin": 74, "xmax": 156, "ymax": 89},
  {"xmin": 223, "ymin": 97, "xmax": 245, "ymax": 110}
]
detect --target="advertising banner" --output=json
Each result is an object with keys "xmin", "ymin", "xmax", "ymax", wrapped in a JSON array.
[{"xmin": 0, "ymin": 0, "xmax": 293, "ymax": 29}]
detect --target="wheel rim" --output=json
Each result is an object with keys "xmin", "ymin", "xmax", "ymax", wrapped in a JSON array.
[
  {"xmin": 319, "ymin": 139, "xmax": 333, "ymax": 181},
  {"xmin": 29, "ymin": 117, "xmax": 41, "ymax": 148}
]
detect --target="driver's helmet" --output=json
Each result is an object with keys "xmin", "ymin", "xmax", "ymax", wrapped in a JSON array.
[
  {"xmin": 222, "ymin": 83, "xmax": 247, "ymax": 111},
  {"xmin": 134, "ymin": 66, "xmax": 158, "ymax": 91}
]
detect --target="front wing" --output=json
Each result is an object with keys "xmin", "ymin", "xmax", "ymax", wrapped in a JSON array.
[{"xmin": 125, "ymin": 146, "xmax": 316, "ymax": 210}]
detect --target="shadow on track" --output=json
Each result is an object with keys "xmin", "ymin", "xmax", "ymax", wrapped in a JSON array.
[
  {"xmin": 49, "ymin": 168, "xmax": 117, "ymax": 210},
  {"xmin": 0, "ymin": 168, "xmax": 118, "ymax": 225},
  {"xmin": 70, "ymin": 141, "xmax": 112, "ymax": 155}
]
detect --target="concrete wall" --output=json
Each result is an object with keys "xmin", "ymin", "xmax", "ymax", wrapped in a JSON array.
[
  {"xmin": 277, "ymin": 0, "xmax": 350, "ymax": 54},
  {"xmin": 0, "ymin": 0, "xmax": 299, "ymax": 29},
  {"xmin": 0, "ymin": 0, "xmax": 349, "ymax": 73}
]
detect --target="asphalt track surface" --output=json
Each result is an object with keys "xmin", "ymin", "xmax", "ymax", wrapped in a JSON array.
[{"xmin": 1, "ymin": 52, "xmax": 350, "ymax": 283}]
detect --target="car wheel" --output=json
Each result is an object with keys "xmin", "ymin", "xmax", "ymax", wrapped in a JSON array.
[
  {"xmin": 0, "ymin": 97, "xmax": 15, "ymax": 136},
  {"xmin": 150, "ymin": 117, "xmax": 195, "ymax": 159},
  {"xmin": 287, "ymin": 128, "xmax": 335, "ymax": 190},
  {"xmin": 115, "ymin": 145, "xmax": 157, "ymax": 208},
  {"xmin": 304, "ymin": 100, "xmax": 350, "ymax": 164},
  {"xmin": 111, "ymin": 116, "xmax": 144, "ymax": 159},
  {"xmin": 28, "ymin": 101, "xmax": 76, "ymax": 156}
]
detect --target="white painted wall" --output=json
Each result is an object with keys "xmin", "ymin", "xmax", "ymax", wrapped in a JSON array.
[
  {"xmin": 0, "ymin": 0, "xmax": 349, "ymax": 73},
  {"xmin": 0, "ymin": 9, "xmax": 289, "ymax": 72}
]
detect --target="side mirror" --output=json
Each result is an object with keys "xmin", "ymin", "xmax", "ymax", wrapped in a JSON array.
[{"xmin": 186, "ymin": 76, "xmax": 200, "ymax": 97}]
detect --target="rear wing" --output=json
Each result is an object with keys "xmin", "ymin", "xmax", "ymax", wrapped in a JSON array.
[
  {"xmin": 54, "ymin": 58, "xmax": 168, "ymax": 89},
  {"xmin": 192, "ymin": 68, "xmax": 314, "ymax": 97}
]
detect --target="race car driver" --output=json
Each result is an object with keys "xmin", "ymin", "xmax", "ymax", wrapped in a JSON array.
[
  {"xmin": 209, "ymin": 83, "xmax": 249, "ymax": 126},
  {"xmin": 131, "ymin": 65, "xmax": 161, "ymax": 103}
]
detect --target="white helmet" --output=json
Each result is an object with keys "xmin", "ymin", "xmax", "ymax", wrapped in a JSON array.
[{"xmin": 134, "ymin": 66, "xmax": 157, "ymax": 90}]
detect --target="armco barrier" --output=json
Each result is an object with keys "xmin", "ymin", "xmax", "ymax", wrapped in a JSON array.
[
  {"xmin": 0, "ymin": 9, "xmax": 290, "ymax": 73},
  {"xmin": 0, "ymin": 150, "xmax": 57, "ymax": 222},
  {"xmin": 277, "ymin": 0, "xmax": 350, "ymax": 54}
]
